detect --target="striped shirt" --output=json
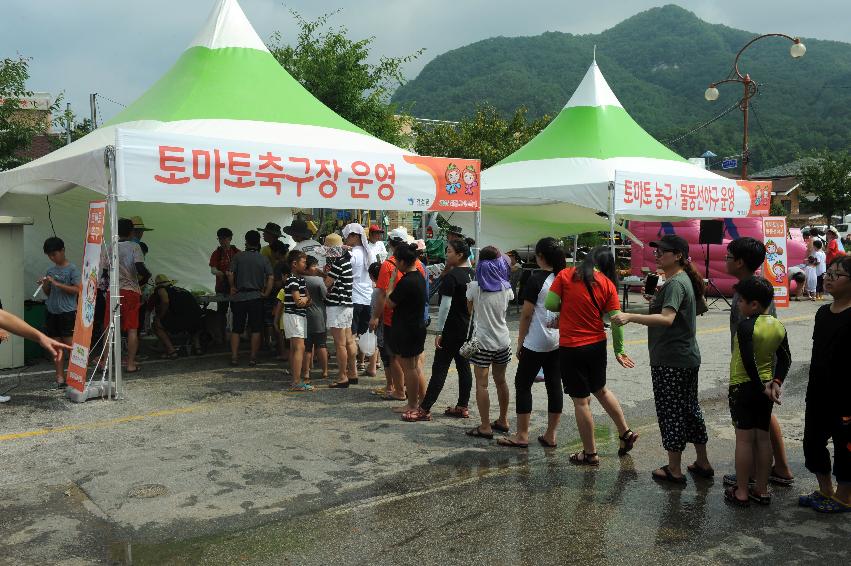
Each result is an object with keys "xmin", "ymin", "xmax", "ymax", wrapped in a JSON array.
[
  {"xmin": 280, "ymin": 275, "xmax": 308, "ymax": 317},
  {"xmin": 325, "ymin": 251, "xmax": 353, "ymax": 307}
]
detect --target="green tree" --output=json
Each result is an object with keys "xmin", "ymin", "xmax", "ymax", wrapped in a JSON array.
[
  {"xmin": 0, "ymin": 56, "xmax": 58, "ymax": 170},
  {"xmin": 50, "ymin": 111, "xmax": 94, "ymax": 150},
  {"xmin": 268, "ymin": 11, "xmax": 422, "ymax": 146},
  {"xmin": 798, "ymin": 151, "xmax": 851, "ymax": 228},
  {"xmin": 769, "ymin": 200, "xmax": 788, "ymax": 218},
  {"xmin": 413, "ymin": 104, "xmax": 551, "ymax": 169}
]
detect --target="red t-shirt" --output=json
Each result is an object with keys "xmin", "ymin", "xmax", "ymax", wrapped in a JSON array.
[
  {"xmin": 549, "ymin": 268, "xmax": 620, "ymax": 348},
  {"xmin": 209, "ymin": 246, "xmax": 240, "ymax": 293},
  {"xmin": 376, "ymin": 257, "xmax": 425, "ymax": 326}
]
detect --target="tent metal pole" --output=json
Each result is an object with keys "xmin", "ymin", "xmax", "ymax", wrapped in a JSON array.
[
  {"xmin": 473, "ymin": 210, "xmax": 481, "ymax": 261},
  {"xmin": 608, "ymin": 181, "xmax": 617, "ymax": 261},
  {"xmin": 573, "ymin": 234, "xmax": 579, "ymax": 266},
  {"xmin": 105, "ymin": 146, "xmax": 123, "ymax": 400}
]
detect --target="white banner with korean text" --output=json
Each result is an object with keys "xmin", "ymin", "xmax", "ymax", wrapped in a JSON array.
[
  {"xmin": 115, "ymin": 129, "xmax": 480, "ymax": 212},
  {"xmin": 614, "ymin": 170, "xmax": 771, "ymax": 219}
]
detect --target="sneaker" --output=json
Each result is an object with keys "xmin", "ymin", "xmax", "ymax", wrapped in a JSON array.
[
  {"xmin": 0, "ymin": 394, "xmax": 10, "ymax": 403},
  {"xmin": 799, "ymin": 490, "xmax": 830, "ymax": 508},
  {"xmin": 723, "ymin": 473, "xmax": 756, "ymax": 487}
]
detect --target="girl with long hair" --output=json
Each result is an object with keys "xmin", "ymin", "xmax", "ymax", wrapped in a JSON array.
[{"xmin": 612, "ymin": 235, "xmax": 710, "ymax": 484}]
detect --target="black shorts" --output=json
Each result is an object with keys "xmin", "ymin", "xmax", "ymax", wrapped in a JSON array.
[
  {"xmin": 351, "ymin": 303, "xmax": 371, "ymax": 335},
  {"xmin": 728, "ymin": 383, "xmax": 773, "ymax": 431},
  {"xmin": 231, "ymin": 299, "xmax": 264, "ymax": 334},
  {"xmin": 45, "ymin": 311, "xmax": 76, "ymax": 338},
  {"xmin": 382, "ymin": 325, "xmax": 395, "ymax": 357},
  {"xmin": 560, "ymin": 340, "xmax": 607, "ymax": 398},
  {"xmin": 305, "ymin": 332, "xmax": 327, "ymax": 349}
]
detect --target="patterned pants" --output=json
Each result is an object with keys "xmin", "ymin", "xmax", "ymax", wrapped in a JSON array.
[{"xmin": 651, "ymin": 366, "xmax": 708, "ymax": 452}]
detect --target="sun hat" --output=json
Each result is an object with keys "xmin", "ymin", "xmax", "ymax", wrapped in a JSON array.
[
  {"xmin": 154, "ymin": 274, "xmax": 176, "ymax": 287},
  {"xmin": 282, "ymin": 220, "xmax": 312, "ymax": 239},
  {"xmin": 131, "ymin": 216, "xmax": 154, "ymax": 232},
  {"xmin": 257, "ymin": 222, "xmax": 282, "ymax": 238}
]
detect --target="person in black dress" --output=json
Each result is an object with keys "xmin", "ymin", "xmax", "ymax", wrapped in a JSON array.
[{"xmin": 387, "ymin": 243, "xmax": 428, "ymax": 421}]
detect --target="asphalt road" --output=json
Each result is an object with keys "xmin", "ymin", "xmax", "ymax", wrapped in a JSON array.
[{"xmin": 0, "ymin": 297, "xmax": 841, "ymax": 565}]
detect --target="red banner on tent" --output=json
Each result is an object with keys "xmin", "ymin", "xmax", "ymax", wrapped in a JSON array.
[
  {"xmin": 66, "ymin": 201, "xmax": 106, "ymax": 392},
  {"xmin": 762, "ymin": 216, "xmax": 789, "ymax": 308}
]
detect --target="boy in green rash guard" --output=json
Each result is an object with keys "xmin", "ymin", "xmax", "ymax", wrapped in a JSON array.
[
  {"xmin": 724, "ymin": 277, "xmax": 791, "ymax": 507},
  {"xmin": 545, "ymin": 246, "xmax": 637, "ymax": 466}
]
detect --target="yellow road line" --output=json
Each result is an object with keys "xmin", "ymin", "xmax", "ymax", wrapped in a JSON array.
[
  {"xmin": 622, "ymin": 314, "xmax": 812, "ymax": 346},
  {"xmin": 0, "ymin": 405, "xmax": 203, "ymax": 442}
]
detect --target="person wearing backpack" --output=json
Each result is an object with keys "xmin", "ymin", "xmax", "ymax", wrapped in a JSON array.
[
  {"xmin": 546, "ymin": 246, "xmax": 638, "ymax": 465},
  {"xmin": 150, "ymin": 274, "xmax": 203, "ymax": 358}
]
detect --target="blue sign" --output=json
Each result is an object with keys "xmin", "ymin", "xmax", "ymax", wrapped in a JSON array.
[{"xmin": 722, "ymin": 158, "xmax": 738, "ymax": 170}]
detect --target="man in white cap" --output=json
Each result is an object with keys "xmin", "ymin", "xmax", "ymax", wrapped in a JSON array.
[{"xmin": 343, "ymin": 223, "xmax": 378, "ymax": 375}]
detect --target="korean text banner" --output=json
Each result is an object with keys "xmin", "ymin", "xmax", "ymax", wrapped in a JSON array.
[
  {"xmin": 67, "ymin": 200, "xmax": 106, "ymax": 392},
  {"xmin": 614, "ymin": 171, "xmax": 771, "ymax": 218},
  {"xmin": 115, "ymin": 129, "xmax": 480, "ymax": 212},
  {"xmin": 762, "ymin": 216, "xmax": 790, "ymax": 308}
]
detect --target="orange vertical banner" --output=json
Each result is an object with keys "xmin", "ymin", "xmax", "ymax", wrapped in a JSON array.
[
  {"xmin": 66, "ymin": 201, "xmax": 107, "ymax": 392},
  {"xmin": 761, "ymin": 216, "xmax": 790, "ymax": 309}
]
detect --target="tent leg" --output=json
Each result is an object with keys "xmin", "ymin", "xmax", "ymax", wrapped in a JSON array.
[
  {"xmin": 608, "ymin": 182, "xmax": 617, "ymax": 261},
  {"xmin": 105, "ymin": 146, "xmax": 123, "ymax": 400},
  {"xmin": 473, "ymin": 211, "xmax": 481, "ymax": 261},
  {"xmin": 573, "ymin": 234, "xmax": 579, "ymax": 266}
]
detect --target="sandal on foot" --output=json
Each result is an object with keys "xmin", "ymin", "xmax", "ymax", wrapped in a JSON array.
[
  {"xmin": 497, "ymin": 437, "xmax": 529, "ymax": 448},
  {"xmin": 444, "ymin": 406, "xmax": 470, "ymax": 419},
  {"xmin": 724, "ymin": 486, "xmax": 750, "ymax": 507},
  {"xmin": 723, "ymin": 473, "xmax": 755, "ymax": 487},
  {"xmin": 813, "ymin": 496, "xmax": 851, "ymax": 514},
  {"xmin": 248, "ymin": 359, "xmax": 257, "ymax": 367},
  {"xmin": 748, "ymin": 488, "xmax": 771, "ymax": 506},
  {"xmin": 349, "ymin": 378, "xmax": 359, "ymax": 385},
  {"xmin": 652, "ymin": 465, "xmax": 686, "ymax": 485},
  {"xmin": 798, "ymin": 490, "xmax": 830, "ymax": 508},
  {"xmin": 537, "ymin": 435, "xmax": 557, "ymax": 448},
  {"xmin": 401, "ymin": 408, "xmax": 432, "ymax": 422},
  {"xmin": 160, "ymin": 351, "xmax": 179, "ymax": 360},
  {"xmin": 465, "ymin": 426, "xmax": 494, "ymax": 439},
  {"xmin": 491, "ymin": 420, "xmax": 509, "ymax": 433},
  {"xmin": 328, "ymin": 381, "xmax": 350, "ymax": 389},
  {"xmin": 617, "ymin": 429, "xmax": 639, "ymax": 456},
  {"xmin": 687, "ymin": 462, "xmax": 715, "ymax": 479},
  {"xmin": 569, "ymin": 451, "xmax": 600, "ymax": 466},
  {"xmin": 230, "ymin": 359, "xmax": 239, "ymax": 366},
  {"xmin": 289, "ymin": 383, "xmax": 314, "ymax": 392},
  {"xmin": 769, "ymin": 468, "xmax": 794, "ymax": 487}
]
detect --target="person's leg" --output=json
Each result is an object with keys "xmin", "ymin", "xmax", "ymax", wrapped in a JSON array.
[
  {"xmin": 650, "ymin": 366, "xmax": 687, "ymax": 478},
  {"xmin": 804, "ymin": 404, "xmax": 836, "ymax": 496},
  {"xmin": 420, "ymin": 342, "xmax": 454, "ymax": 413},
  {"xmin": 302, "ymin": 344, "xmax": 313, "ymax": 381},
  {"xmin": 289, "ymin": 338, "xmax": 305, "ymax": 386},
  {"xmin": 754, "ymin": 429, "xmax": 773, "ymax": 496},
  {"xmin": 391, "ymin": 355, "xmax": 404, "ymax": 398},
  {"xmin": 572, "ymin": 396, "xmax": 596, "ymax": 455},
  {"xmin": 126, "ymin": 329, "xmax": 139, "ymax": 371},
  {"xmin": 682, "ymin": 367, "xmax": 711, "ymax": 469},
  {"xmin": 474, "ymin": 365, "xmax": 492, "ymax": 433},
  {"xmin": 505, "ymin": 347, "xmax": 537, "ymax": 445},
  {"xmin": 316, "ymin": 341, "xmax": 329, "ymax": 378},
  {"xmin": 401, "ymin": 356, "xmax": 419, "ymax": 411},
  {"xmin": 330, "ymin": 327, "xmax": 349, "ymax": 383},
  {"xmin": 249, "ymin": 332, "xmax": 261, "ymax": 361},
  {"xmin": 55, "ymin": 335, "xmax": 73, "ymax": 383},
  {"xmin": 417, "ymin": 353, "xmax": 427, "ymax": 401},
  {"xmin": 230, "ymin": 330, "xmax": 240, "ymax": 362},
  {"xmin": 541, "ymin": 349, "xmax": 562, "ymax": 445},
  {"xmin": 152, "ymin": 319, "xmax": 175, "ymax": 355},
  {"xmin": 834, "ymin": 417, "xmax": 851, "ymax": 504},
  {"xmin": 491, "ymin": 362, "xmax": 510, "ymax": 430},
  {"xmin": 454, "ymin": 350, "xmax": 473, "ymax": 409},
  {"xmin": 345, "ymin": 327, "xmax": 358, "ymax": 380},
  {"xmin": 593, "ymin": 387, "xmax": 629, "ymax": 436},
  {"xmin": 733, "ymin": 428, "xmax": 755, "ymax": 501},
  {"xmin": 769, "ymin": 415, "xmax": 793, "ymax": 479}
]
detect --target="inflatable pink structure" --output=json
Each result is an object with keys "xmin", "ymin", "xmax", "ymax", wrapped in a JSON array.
[{"xmin": 628, "ymin": 218, "xmax": 807, "ymax": 296}]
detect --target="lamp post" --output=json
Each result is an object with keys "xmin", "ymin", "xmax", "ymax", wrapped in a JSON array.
[{"xmin": 705, "ymin": 34, "xmax": 806, "ymax": 179}]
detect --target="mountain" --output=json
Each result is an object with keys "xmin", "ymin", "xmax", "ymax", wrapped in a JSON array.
[{"xmin": 391, "ymin": 5, "xmax": 851, "ymax": 171}]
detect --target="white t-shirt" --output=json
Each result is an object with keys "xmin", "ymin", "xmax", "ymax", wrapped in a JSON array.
[
  {"xmin": 368, "ymin": 240, "xmax": 388, "ymax": 264},
  {"xmin": 814, "ymin": 250, "xmax": 827, "ymax": 276},
  {"xmin": 466, "ymin": 281, "xmax": 513, "ymax": 351},
  {"xmin": 294, "ymin": 239, "xmax": 325, "ymax": 268},
  {"xmin": 100, "ymin": 240, "xmax": 144, "ymax": 293},
  {"xmin": 523, "ymin": 272, "xmax": 559, "ymax": 353},
  {"xmin": 349, "ymin": 246, "xmax": 373, "ymax": 305}
]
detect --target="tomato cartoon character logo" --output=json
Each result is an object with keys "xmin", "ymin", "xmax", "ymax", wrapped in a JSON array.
[
  {"xmin": 462, "ymin": 165, "xmax": 478, "ymax": 196},
  {"xmin": 445, "ymin": 163, "xmax": 461, "ymax": 195},
  {"xmin": 771, "ymin": 260, "xmax": 786, "ymax": 283},
  {"xmin": 764, "ymin": 239, "xmax": 784, "ymax": 263}
]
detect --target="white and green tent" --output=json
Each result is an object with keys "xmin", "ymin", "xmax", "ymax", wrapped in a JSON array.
[
  {"xmin": 465, "ymin": 59, "xmax": 724, "ymax": 250},
  {"xmin": 0, "ymin": 0, "xmax": 405, "ymax": 292}
]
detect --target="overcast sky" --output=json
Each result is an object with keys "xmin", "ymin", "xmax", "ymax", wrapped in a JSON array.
[{"xmin": 4, "ymin": 0, "xmax": 850, "ymax": 125}]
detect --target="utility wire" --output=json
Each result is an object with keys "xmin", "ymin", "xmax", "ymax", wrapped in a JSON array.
[
  {"xmin": 96, "ymin": 93, "xmax": 126, "ymax": 108},
  {"xmin": 662, "ymin": 99, "xmax": 740, "ymax": 144}
]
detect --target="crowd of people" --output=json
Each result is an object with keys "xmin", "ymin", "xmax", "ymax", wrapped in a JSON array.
[{"xmin": 4, "ymin": 216, "xmax": 850, "ymax": 514}]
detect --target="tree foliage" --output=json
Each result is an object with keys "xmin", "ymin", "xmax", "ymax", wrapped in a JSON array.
[
  {"xmin": 0, "ymin": 56, "xmax": 58, "ymax": 171},
  {"xmin": 798, "ymin": 151, "xmax": 851, "ymax": 227},
  {"xmin": 413, "ymin": 104, "xmax": 551, "ymax": 169},
  {"xmin": 268, "ymin": 10, "xmax": 423, "ymax": 146}
]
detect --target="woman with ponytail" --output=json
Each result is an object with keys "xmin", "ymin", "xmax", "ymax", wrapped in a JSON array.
[
  {"xmin": 612, "ymin": 235, "xmax": 711, "ymax": 485},
  {"xmin": 498, "ymin": 238, "xmax": 565, "ymax": 448}
]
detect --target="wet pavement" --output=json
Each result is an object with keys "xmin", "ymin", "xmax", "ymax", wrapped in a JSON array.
[{"xmin": 1, "ymin": 297, "xmax": 847, "ymax": 565}]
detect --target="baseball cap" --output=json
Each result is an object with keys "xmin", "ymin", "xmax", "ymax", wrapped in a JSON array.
[
  {"xmin": 369, "ymin": 224, "xmax": 384, "ymax": 233},
  {"xmin": 648, "ymin": 234, "xmax": 689, "ymax": 257},
  {"xmin": 387, "ymin": 227, "xmax": 410, "ymax": 242}
]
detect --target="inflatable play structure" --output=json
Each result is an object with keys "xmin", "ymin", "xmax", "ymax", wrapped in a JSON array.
[{"xmin": 629, "ymin": 218, "xmax": 807, "ymax": 296}]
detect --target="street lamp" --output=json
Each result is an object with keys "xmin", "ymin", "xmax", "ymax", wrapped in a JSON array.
[{"xmin": 705, "ymin": 35, "xmax": 805, "ymax": 179}]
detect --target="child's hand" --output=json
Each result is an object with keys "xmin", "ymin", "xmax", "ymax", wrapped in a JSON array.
[
  {"xmin": 610, "ymin": 313, "xmax": 631, "ymax": 326},
  {"xmin": 764, "ymin": 381, "xmax": 782, "ymax": 405}
]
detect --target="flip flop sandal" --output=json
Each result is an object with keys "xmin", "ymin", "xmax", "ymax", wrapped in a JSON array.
[
  {"xmin": 724, "ymin": 486, "xmax": 750, "ymax": 507},
  {"xmin": 569, "ymin": 451, "xmax": 600, "ymax": 466},
  {"xmin": 248, "ymin": 359, "xmax": 257, "ymax": 367},
  {"xmin": 798, "ymin": 490, "xmax": 830, "ymax": 508},
  {"xmin": 491, "ymin": 420, "xmax": 509, "ymax": 433},
  {"xmin": 328, "ymin": 381, "xmax": 350, "ymax": 389},
  {"xmin": 813, "ymin": 496, "xmax": 851, "ymax": 514},
  {"xmin": 401, "ymin": 409, "xmax": 432, "ymax": 422},
  {"xmin": 466, "ymin": 426, "xmax": 494, "ymax": 440},
  {"xmin": 349, "ymin": 378, "xmax": 359, "ymax": 385},
  {"xmin": 497, "ymin": 437, "xmax": 529, "ymax": 448},
  {"xmin": 537, "ymin": 435, "xmax": 557, "ymax": 448},
  {"xmin": 687, "ymin": 462, "xmax": 715, "ymax": 479},
  {"xmin": 125, "ymin": 367, "xmax": 142, "ymax": 374},
  {"xmin": 289, "ymin": 383, "xmax": 314, "ymax": 392},
  {"xmin": 444, "ymin": 406, "xmax": 470, "ymax": 419},
  {"xmin": 617, "ymin": 429, "xmax": 639, "ymax": 456},
  {"xmin": 768, "ymin": 468, "xmax": 795, "ymax": 486},
  {"xmin": 651, "ymin": 465, "xmax": 687, "ymax": 485},
  {"xmin": 748, "ymin": 488, "xmax": 772, "ymax": 506},
  {"xmin": 723, "ymin": 473, "xmax": 755, "ymax": 487}
]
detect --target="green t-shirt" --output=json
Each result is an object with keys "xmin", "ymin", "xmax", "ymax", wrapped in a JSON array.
[
  {"xmin": 648, "ymin": 271, "xmax": 701, "ymax": 368},
  {"xmin": 730, "ymin": 315, "xmax": 791, "ymax": 386}
]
